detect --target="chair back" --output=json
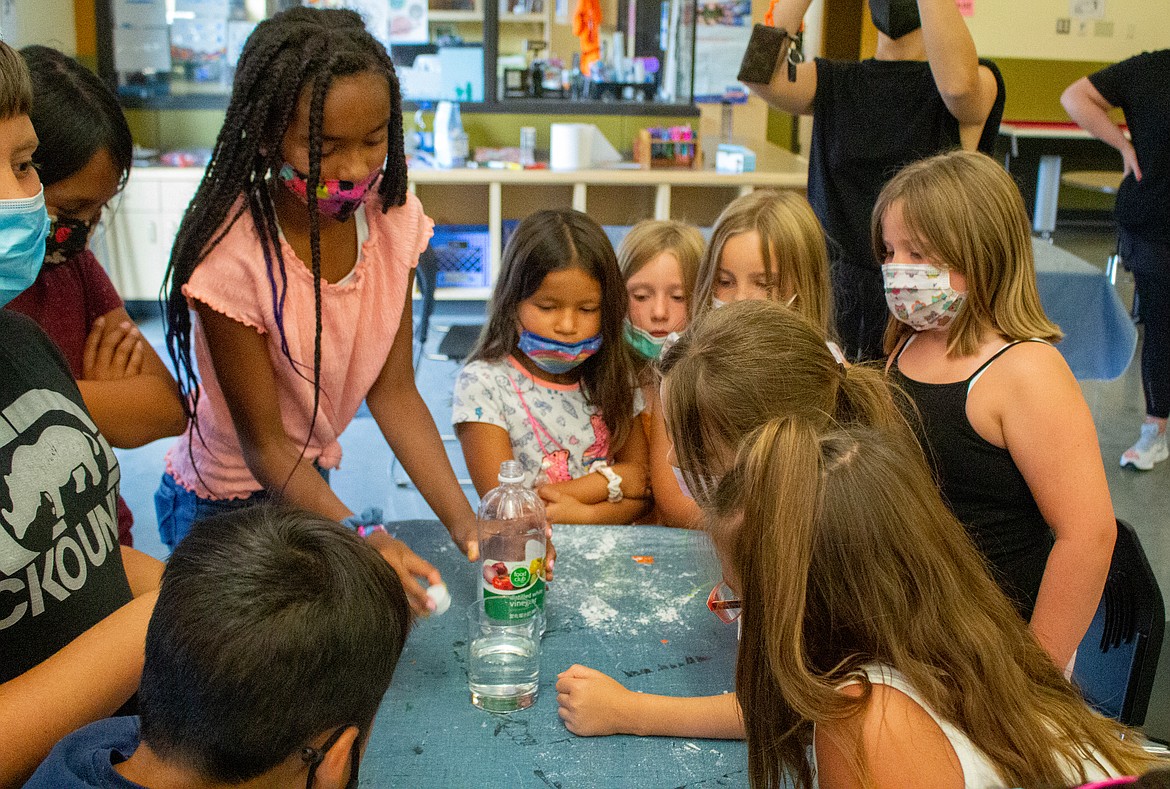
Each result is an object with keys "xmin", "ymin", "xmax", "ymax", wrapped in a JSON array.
[
  {"xmin": 1073, "ymin": 519, "xmax": 1165, "ymax": 726},
  {"xmin": 415, "ymin": 246, "xmax": 440, "ymax": 347}
]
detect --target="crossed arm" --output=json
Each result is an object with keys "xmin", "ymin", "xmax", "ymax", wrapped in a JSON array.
[{"xmin": 77, "ymin": 307, "xmax": 187, "ymax": 449}]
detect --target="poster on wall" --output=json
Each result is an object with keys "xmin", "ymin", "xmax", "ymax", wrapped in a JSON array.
[
  {"xmin": 692, "ymin": 0, "xmax": 751, "ymax": 103},
  {"xmin": 112, "ymin": 0, "xmax": 172, "ymax": 74},
  {"xmin": 171, "ymin": 0, "xmax": 229, "ymax": 83},
  {"xmin": 386, "ymin": 0, "xmax": 429, "ymax": 44},
  {"xmin": 1070, "ymin": 0, "xmax": 1105, "ymax": 19},
  {"xmin": 304, "ymin": 0, "xmax": 427, "ymax": 46},
  {"xmin": 0, "ymin": 0, "xmax": 16, "ymax": 42}
]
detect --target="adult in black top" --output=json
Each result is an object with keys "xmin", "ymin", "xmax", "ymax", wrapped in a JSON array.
[
  {"xmin": 742, "ymin": 0, "xmax": 1004, "ymax": 361},
  {"xmin": 1063, "ymin": 51, "xmax": 1170, "ymax": 470}
]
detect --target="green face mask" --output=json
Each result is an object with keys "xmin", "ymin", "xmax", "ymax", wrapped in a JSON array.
[{"xmin": 623, "ymin": 319, "xmax": 670, "ymax": 360}]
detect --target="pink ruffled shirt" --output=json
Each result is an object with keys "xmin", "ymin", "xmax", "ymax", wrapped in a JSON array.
[{"xmin": 166, "ymin": 192, "xmax": 432, "ymax": 499}]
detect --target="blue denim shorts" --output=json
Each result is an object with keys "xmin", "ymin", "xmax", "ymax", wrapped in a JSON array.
[{"xmin": 154, "ymin": 473, "xmax": 266, "ymax": 551}]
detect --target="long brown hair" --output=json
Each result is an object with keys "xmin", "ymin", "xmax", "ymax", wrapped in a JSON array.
[
  {"xmin": 874, "ymin": 150, "xmax": 1061, "ymax": 357},
  {"xmin": 472, "ymin": 208, "xmax": 636, "ymax": 452},
  {"xmin": 658, "ymin": 300, "xmax": 909, "ymax": 503},
  {"xmin": 708, "ymin": 420, "xmax": 1155, "ymax": 789},
  {"xmin": 694, "ymin": 190, "xmax": 832, "ymax": 335}
]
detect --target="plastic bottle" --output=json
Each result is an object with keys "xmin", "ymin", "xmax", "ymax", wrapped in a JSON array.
[
  {"xmin": 434, "ymin": 100, "xmax": 468, "ymax": 169},
  {"xmin": 477, "ymin": 461, "xmax": 547, "ymax": 623}
]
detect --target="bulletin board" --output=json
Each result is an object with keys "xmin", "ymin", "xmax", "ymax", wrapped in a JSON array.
[{"xmin": 963, "ymin": 0, "xmax": 1170, "ymax": 62}]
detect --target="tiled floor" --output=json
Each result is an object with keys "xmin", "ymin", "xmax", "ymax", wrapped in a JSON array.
[{"xmin": 117, "ymin": 223, "xmax": 1169, "ymax": 739}]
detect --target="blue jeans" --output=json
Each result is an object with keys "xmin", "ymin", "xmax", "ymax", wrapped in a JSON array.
[{"xmin": 154, "ymin": 473, "xmax": 266, "ymax": 551}]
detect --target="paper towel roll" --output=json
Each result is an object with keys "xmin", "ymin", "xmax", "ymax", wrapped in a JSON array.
[{"xmin": 550, "ymin": 123, "xmax": 593, "ymax": 170}]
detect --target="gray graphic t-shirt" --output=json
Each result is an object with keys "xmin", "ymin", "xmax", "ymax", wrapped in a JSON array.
[{"xmin": 1, "ymin": 311, "xmax": 131, "ymax": 683}]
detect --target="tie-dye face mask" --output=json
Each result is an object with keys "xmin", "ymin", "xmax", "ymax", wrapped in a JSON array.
[
  {"xmin": 277, "ymin": 163, "xmax": 380, "ymax": 222},
  {"xmin": 517, "ymin": 329, "xmax": 602, "ymax": 375}
]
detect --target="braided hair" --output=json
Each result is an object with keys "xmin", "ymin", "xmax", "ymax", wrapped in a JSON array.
[{"xmin": 163, "ymin": 7, "xmax": 408, "ymax": 485}]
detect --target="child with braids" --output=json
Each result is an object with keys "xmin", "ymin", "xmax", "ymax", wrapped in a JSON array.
[{"xmin": 156, "ymin": 7, "xmax": 476, "ymax": 613}]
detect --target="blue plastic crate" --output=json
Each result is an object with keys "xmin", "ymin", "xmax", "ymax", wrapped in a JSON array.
[{"xmin": 431, "ymin": 225, "xmax": 489, "ymax": 288}]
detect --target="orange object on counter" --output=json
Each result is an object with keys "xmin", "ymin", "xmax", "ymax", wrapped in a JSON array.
[{"xmin": 572, "ymin": 0, "xmax": 601, "ymax": 76}]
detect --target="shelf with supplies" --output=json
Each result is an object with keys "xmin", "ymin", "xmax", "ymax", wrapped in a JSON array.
[{"xmin": 96, "ymin": 141, "xmax": 806, "ymax": 303}]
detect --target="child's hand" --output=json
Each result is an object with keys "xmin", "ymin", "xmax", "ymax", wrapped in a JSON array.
[
  {"xmin": 540, "ymin": 487, "xmax": 589, "ymax": 525},
  {"xmin": 556, "ymin": 664, "xmax": 635, "ymax": 736},
  {"xmin": 364, "ymin": 529, "xmax": 443, "ymax": 615},
  {"xmin": 545, "ymin": 531, "xmax": 556, "ymax": 582},
  {"xmin": 446, "ymin": 515, "xmax": 480, "ymax": 562},
  {"xmin": 83, "ymin": 316, "xmax": 145, "ymax": 381}
]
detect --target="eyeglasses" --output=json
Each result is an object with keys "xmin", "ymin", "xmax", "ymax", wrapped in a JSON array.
[{"xmin": 707, "ymin": 580, "xmax": 741, "ymax": 624}]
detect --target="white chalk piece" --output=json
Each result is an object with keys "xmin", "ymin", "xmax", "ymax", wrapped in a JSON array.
[{"xmin": 426, "ymin": 582, "xmax": 451, "ymax": 616}]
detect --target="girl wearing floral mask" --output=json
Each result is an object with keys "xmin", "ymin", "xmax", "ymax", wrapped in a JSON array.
[
  {"xmin": 453, "ymin": 208, "xmax": 649, "ymax": 524},
  {"xmin": 5, "ymin": 46, "xmax": 187, "ymax": 547},
  {"xmin": 159, "ymin": 8, "xmax": 477, "ymax": 615},
  {"xmin": 616, "ymin": 220, "xmax": 702, "ymax": 528},
  {"xmin": 878, "ymin": 150, "xmax": 1115, "ymax": 673}
]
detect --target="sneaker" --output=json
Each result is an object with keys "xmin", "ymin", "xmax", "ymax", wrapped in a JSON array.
[{"xmin": 1120, "ymin": 423, "xmax": 1169, "ymax": 470}]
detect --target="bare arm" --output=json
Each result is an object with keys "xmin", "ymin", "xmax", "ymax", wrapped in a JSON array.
[
  {"xmin": 646, "ymin": 393, "xmax": 702, "ymax": 528},
  {"xmin": 539, "ymin": 421, "xmax": 650, "ymax": 505},
  {"xmin": 918, "ymin": 0, "xmax": 1000, "ymax": 136},
  {"xmin": 556, "ymin": 664, "xmax": 744, "ymax": 739},
  {"xmin": 981, "ymin": 345, "xmax": 1115, "ymax": 669},
  {"xmin": 740, "ymin": 0, "xmax": 818, "ymax": 115},
  {"xmin": 1061, "ymin": 77, "xmax": 1140, "ymax": 180},
  {"xmin": 367, "ymin": 276, "xmax": 478, "ymax": 558},
  {"xmin": 194, "ymin": 300, "xmax": 351, "ymax": 521},
  {"xmin": 455, "ymin": 421, "xmax": 516, "ymax": 498},
  {"xmin": 194, "ymin": 300, "xmax": 441, "ymax": 613},
  {"xmin": 77, "ymin": 307, "xmax": 187, "ymax": 448},
  {"xmin": 0, "ymin": 591, "xmax": 157, "ymax": 787},
  {"xmin": 815, "ymin": 685, "xmax": 964, "ymax": 789},
  {"xmin": 120, "ymin": 546, "xmax": 164, "ymax": 598},
  {"xmin": 542, "ymin": 424, "xmax": 651, "ymax": 524}
]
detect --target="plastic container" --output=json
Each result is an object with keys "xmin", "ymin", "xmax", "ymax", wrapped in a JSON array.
[
  {"xmin": 433, "ymin": 100, "xmax": 468, "ymax": 169},
  {"xmin": 431, "ymin": 225, "xmax": 490, "ymax": 288},
  {"xmin": 477, "ymin": 461, "xmax": 547, "ymax": 623}
]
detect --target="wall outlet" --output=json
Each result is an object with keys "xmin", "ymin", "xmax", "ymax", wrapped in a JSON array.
[{"xmin": 1056, "ymin": 17, "xmax": 1071, "ymax": 34}]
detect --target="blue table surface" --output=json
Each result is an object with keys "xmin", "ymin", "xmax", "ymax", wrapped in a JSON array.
[
  {"xmin": 1033, "ymin": 239, "xmax": 1137, "ymax": 381},
  {"xmin": 360, "ymin": 521, "xmax": 748, "ymax": 789}
]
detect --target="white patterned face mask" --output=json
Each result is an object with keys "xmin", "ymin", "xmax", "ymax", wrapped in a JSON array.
[{"xmin": 881, "ymin": 263, "xmax": 966, "ymax": 331}]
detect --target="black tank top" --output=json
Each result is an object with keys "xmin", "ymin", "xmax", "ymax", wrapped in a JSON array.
[{"xmin": 891, "ymin": 339, "xmax": 1054, "ymax": 621}]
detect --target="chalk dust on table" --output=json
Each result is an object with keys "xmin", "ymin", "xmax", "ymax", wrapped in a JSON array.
[
  {"xmin": 578, "ymin": 595, "xmax": 619, "ymax": 628},
  {"xmin": 556, "ymin": 530, "xmax": 704, "ymax": 635},
  {"xmin": 580, "ymin": 531, "xmax": 619, "ymax": 561}
]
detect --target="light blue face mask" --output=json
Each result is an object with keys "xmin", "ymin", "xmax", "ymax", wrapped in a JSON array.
[{"xmin": 0, "ymin": 187, "xmax": 50, "ymax": 307}]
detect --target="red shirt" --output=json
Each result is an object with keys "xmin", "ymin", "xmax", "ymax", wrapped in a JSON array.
[{"xmin": 6, "ymin": 250, "xmax": 124, "ymax": 378}]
